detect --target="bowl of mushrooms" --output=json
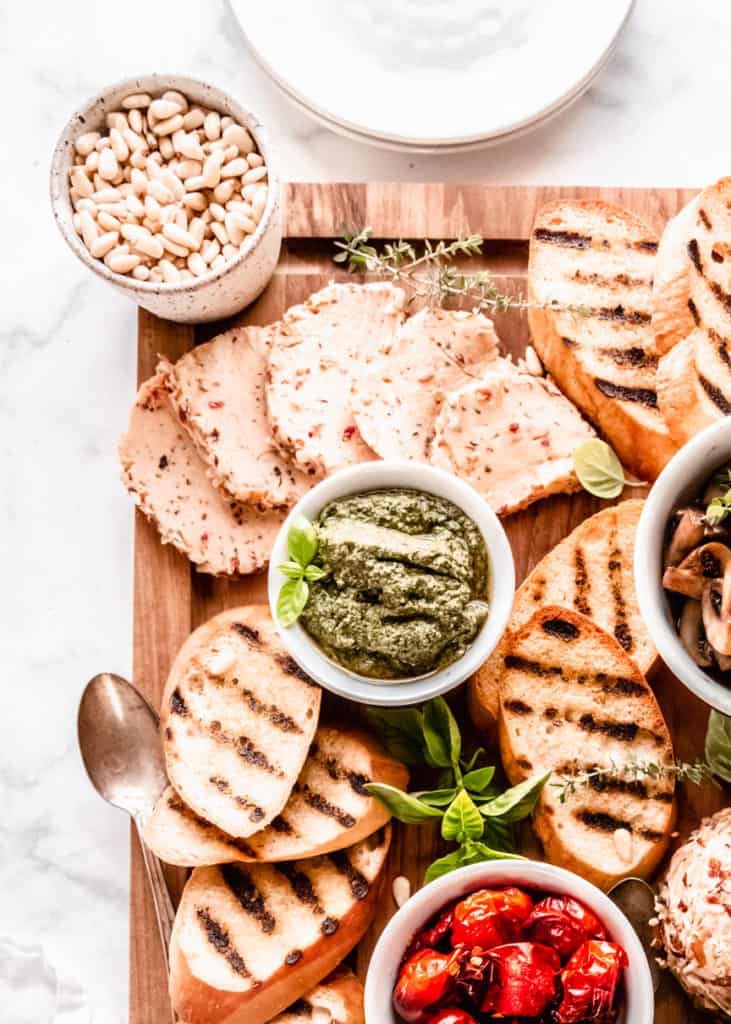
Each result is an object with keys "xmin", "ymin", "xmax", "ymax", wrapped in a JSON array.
[
  {"xmin": 635, "ymin": 418, "xmax": 731, "ymax": 716},
  {"xmin": 50, "ymin": 73, "xmax": 282, "ymax": 323}
]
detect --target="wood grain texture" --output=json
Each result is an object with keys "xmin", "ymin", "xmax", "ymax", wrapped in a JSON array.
[{"xmin": 130, "ymin": 184, "xmax": 727, "ymax": 1024}]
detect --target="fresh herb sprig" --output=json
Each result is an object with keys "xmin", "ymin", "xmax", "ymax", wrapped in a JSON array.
[
  {"xmin": 705, "ymin": 470, "xmax": 731, "ymax": 526},
  {"xmin": 276, "ymin": 515, "xmax": 327, "ymax": 627},
  {"xmin": 573, "ymin": 439, "xmax": 646, "ymax": 499},
  {"xmin": 706, "ymin": 710, "xmax": 731, "ymax": 782},
  {"xmin": 365, "ymin": 698, "xmax": 550, "ymax": 884},
  {"xmin": 552, "ymin": 757, "xmax": 718, "ymax": 804},
  {"xmin": 334, "ymin": 228, "xmax": 589, "ymax": 318}
]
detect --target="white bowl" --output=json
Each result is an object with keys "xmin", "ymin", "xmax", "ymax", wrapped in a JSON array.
[
  {"xmin": 364, "ymin": 860, "xmax": 655, "ymax": 1024},
  {"xmin": 50, "ymin": 73, "xmax": 282, "ymax": 324},
  {"xmin": 635, "ymin": 419, "xmax": 731, "ymax": 716},
  {"xmin": 266, "ymin": 461, "xmax": 515, "ymax": 707}
]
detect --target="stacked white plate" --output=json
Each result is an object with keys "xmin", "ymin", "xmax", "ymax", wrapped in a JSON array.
[{"xmin": 228, "ymin": 0, "xmax": 636, "ymax": 153}]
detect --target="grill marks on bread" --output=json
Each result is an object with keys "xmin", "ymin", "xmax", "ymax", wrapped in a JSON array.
[
  {"xmin": 272, "ymin": 969, "xmax": 365, "ymax": 1024},
  {"xmin": 170, "ymin": 829, "xmax": 390, "ymax": 1020},
  {"xmin": 161, "ymin": 607, "xmax": 320, "ymax": 839},
  {"xmin": 528, "ymin": 200, "xmax": 676, "ymax": 480},
  {"xmin": 144, "ymin": 727, "xmax": 407, "ymax": 866},
  {"xmin": 498, "ymin": 606, "xmax": 675, "ymax": 890}
]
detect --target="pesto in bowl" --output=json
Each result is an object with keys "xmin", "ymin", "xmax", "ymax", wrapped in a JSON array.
[{"xmin": 299, "ymin": 487, "xmax": 489, "ymax": 680}]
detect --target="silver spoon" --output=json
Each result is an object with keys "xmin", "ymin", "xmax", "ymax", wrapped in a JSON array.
[
  {"xmin": 77, "ymin": 672, "xmax": 176, "ymax": 969},
  {"xmin": 608, "ymin": 877, "xmax": 661, "ymax": 994}
]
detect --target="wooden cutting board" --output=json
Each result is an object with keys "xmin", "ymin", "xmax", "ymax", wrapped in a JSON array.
[{"xmin": 130, "ymin": 183, "xmax": 727, "ymax": 1023}]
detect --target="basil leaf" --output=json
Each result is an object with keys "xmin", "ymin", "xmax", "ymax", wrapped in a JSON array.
[
  {"xmin": 276, "ymin": 578, "xmax": 309, "ymax": 628},
  {"xmin": 303, "ymin": 564, "xmax": 328, "ymax": 582},
  {"xmin": 573, "ymin": 439, "xmax": 627, "ymax": 499},
  {"xmin": 423, "ymin": 696, "xmax": 461, "ymax": 769},
  {"xmin": 366, "ymin": 707, "xmax": 425, "ymax": 766},
  {"xmin": 442, "ymin": 789, "xmax": 484, "ymax": 843},
  {"xmin": 423, "ymin": 847, "xmax": 466, "ymax": 885},
  {"xmin": 277, "ymin": 560, "xmax": 305, "ymax": 580},
  {"xmin": 705, "ymin": 710, "xmax": 731, "ymax": 782},
  {"xmin": 413, "ymin": 787, "xmax": 458, "ymax": 808},
  {"xmin": 482, "ymin": 815, "xmax": 516, "ymax": 852},
  {"xmin": 463, "ymin": 747, "xmax": 486, "ymax": 772},
  {"xmin": 287, "ymin": 514, "xmax": 318, "ymax": 568},
  {"xmin": 479, "ymin": 770, "xmax": 552, "ymax": 822},
  {"xmin": 468, "ymin": 841, "xmax": 524, "ymax": 863},
  {"xmin": 463, "ymin": 766, "xmax": 496, "ymax": 793},
  {"xmin": 364, "ymin": 783, "xmax": 443, "ymax": 824}
]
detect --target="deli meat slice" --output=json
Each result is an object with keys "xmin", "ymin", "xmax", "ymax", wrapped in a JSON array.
[
  {"xmin": 162, "ymin": 325, "xmax": 312, "ymax": 509},
  {"xmin": 430, "ymin": 360, "xmax": 595, "ymax": 516},
  {"xmin": 351, "ymin": 308, "xmax": 501, "ymax": 461},
  {"xmin": 266, "ymin": 282, "xmax": 405, "ymax": 476},
  {"xmin": 119, "ymin": 374, "xmax": 283, "ymax": 576}
]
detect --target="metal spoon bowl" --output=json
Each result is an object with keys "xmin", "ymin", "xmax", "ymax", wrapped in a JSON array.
[
  {"xmin": 77, "ymin": 672, "xmax": 175, "ymax": 995},
  {"xmin": 608, "ymin": 876, "xmax": 661, "ymax": 993}
]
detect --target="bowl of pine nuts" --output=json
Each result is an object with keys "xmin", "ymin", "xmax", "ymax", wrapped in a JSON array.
[{"xmin": 50, "ymin": 74, "xmax": 283, "ymax": 324}]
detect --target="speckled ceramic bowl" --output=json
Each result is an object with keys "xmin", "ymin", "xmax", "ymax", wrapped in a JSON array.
[{"xmin": 50, "ymin": 73, "xmax": 282, "ymax": 324}]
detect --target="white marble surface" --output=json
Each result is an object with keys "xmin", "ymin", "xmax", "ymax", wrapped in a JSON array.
[{"xmin": 3, "ymin": 0, "xmax": 731, "ymax": 1019}]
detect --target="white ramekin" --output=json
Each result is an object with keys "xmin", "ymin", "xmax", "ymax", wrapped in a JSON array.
[
  {"xmin": 266, "ymin": 461, "xmax": 515, "ymax": 707},
  {"xmin": 50, "ymin": 73, "xmax": 282, "ymax": 324},
  {"xmin": 635, "ymin": 419, "xmax": 731, "ymax": 716},
  {"xmin": 365, "ymin": 860, "xmax": 655, "ymax": 1024}
]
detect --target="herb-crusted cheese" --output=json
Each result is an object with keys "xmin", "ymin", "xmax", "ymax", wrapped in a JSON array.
[{"xmin": 300, "ymin": 488, "xmax": 489, "ymax": 680}]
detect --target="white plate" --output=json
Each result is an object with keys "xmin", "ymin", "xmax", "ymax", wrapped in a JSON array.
[{"xmin": 229, "ymin": 0, "xmax": 636, "ymax": 152}]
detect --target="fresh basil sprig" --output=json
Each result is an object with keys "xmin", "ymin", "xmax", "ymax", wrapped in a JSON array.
[
  {"xmin": 705, "ymin": 710, "xmax": 731, "ymax": 782},
  {"xmin": 573, "ymin": 439, "xmax": 645, "ymax": 499},
  {"xmin": 276, "ymin": 515, "xmax": 326, "ymax": 627},
  {"xmin": 365, "ymin": 697, "xmax": 550, "ymax": 884}
]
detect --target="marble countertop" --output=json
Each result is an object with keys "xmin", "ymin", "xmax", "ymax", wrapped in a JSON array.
[{"xmin": 4, "ymin": 0, "xmax": 731, "ymax": 1019}]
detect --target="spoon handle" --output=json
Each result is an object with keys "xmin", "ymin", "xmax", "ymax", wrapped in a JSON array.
[{"xmin": 134, "ymin": 818, "xmax": 177, "ymax": 966}]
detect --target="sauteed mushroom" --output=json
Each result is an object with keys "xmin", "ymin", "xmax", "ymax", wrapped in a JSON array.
[
  {"xmin": 662, "ymin": 542, "xmax": 731, "ymax": 600},
  {"xmin": 702, "ymin": 580, "xmax": 731, "ymax": 656},
  {"xmin": 678, "ymin": 600, "xmax": 713, "ymax": 668},
  {"xmin": 665, "ymin": 508, "xmax": 707, "ymax": 567}
]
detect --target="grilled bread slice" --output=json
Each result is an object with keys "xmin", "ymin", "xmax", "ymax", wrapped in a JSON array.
[
  {"xmin": 119, "ymin": 373, "xmax": 284, "ymax": 576},
  {"xmin": 274, "ymin": 969, "xmax": 364, "ymax": 1024},
  {"xmin": 528, "ymin": 200, "xmax": 677, "ymax": 480},
  {"xmin": 651, "ymin": 194, "xmax": 700, "ymax": 355},
  {"xmin": 161, "ymin": 606, "xmax": 321, "ymax": 839},
  {"xmin": 468, "ymin": 500, "xmax": 655, "ymax": 738},
  {"xmin": 144, "ymin": 725, "xmax": 407, "ymax": 865},
  {"xmin": 161, "ymin": 326, "xmax": 312, "ymax": 509},
  {"xmin": 169, "ymin": 827, "xmax": 390, "ymax": 1024},
  {"xmin": 498, "ymin": 606, "xmax": 676, "ymax": 891}
]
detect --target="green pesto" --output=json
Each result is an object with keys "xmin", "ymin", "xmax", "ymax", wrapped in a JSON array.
[{"xmin": 300, "ymin": 488, "xmax": 489, "ymax": 680}]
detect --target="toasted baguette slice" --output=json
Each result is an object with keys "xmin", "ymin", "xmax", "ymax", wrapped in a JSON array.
[
  {"xmin": 528, "ymin": 200, "xmax": 677, "ymax": 480},
  {"xmin": 498, "ymin": 606, "xmax": 676, "ymax": 891},
  {"xmin": 651, "ymin": 194, "xmax": 700, "ymax": 355},
  {"xmin": 274, "ymin": 969, "xmax": 364, "ymax": 1024},
  {"xmin": 656, "ymin": 330, "xmax": 723, "ymax": 445},
  {"xmin": 468, "ymin": 500, "xmax": 655, "ymax": 738},
  {"xmin": 144, "ymin": 725, "xmax": 407, "ymax": 865},
  {"xmin": 161, "ymin": 607, "xmax": 321, "ymax": 839},
  {"xmin": 169, "ymin": 827, "xmax": 390, "ymax": 1024}
]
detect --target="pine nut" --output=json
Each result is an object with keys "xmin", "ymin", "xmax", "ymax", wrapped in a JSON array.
[
  {"xmin": 162, "ymin": 90, "xmax": 188, "ymax": 112},
  {"xmin": 126, "ymin": 194, "xmax": 145, "ymax": 218},
  {"xmin": 132, "ymin": 264, "xmax": 151, "ymax": 280},
  {"xmin": 209, "ymin": 202, "xmax": 225, "ymax": 222},
  {"xmin": 202, "ymin": 238, "xmax": 220, "ymax": 263},
  {"xmin": 142, "ymin": 217, "xmax": 159, "ymax": 233},
  {"xmin": 70, "ymin": 168, "xmax": 93, "ymax": 198},
  {"xmin": 99, "ymin": 148, "xmax": 120, "ymax": 181},
  {"xmin": 153, "ymin": 114, "xmax": 184, "ymax": 137},
  {"xmin": 123, "ymin": 127, "xmax": 146, "ymax": 153},
  {"xmin": 222, "ymin": 243, "xmax": 238, "ymax": 260},
  {"xmin": 189, "ymin": 217, "xmax": 206, "ymax": 247},
  {"xmin": 161, "ymin": 236, "xmax": 189, "ymax": 258},
  {"xmin": 182, "ymin": 107, "xmax": 205, "ymax": 131},
  {"xmin": 128, "ymin": 108, "xmax": 144, "ymax": 133},
  {"xmin": 175, "ymin": 159, "xmax": 202, "ymax": 179},
  {"xmin": 211, "ymin": 253, "xmax": 226, "ymax": 270},
  {"xmin": 392, "ymin": 875, "xmax": 411, "ymax": 908},
  {"xmin": 78, "ymin": 210, "xmax": 98, "ymax": 248},
  {"xmin": 122, "ymin": 93, "xmax": 152, "ymax": 109},
  {"xmin": 92, "ymin": 187, "xmax": 122, "ymax": 203},
  {"xmin": 106, "ymin": 112, "xmax": 128, "ymax": 133},
  {"xmin": 204, "ymin": 111, "xmax": 221, "ymax": 141},
  {"xmin": 181, "ymin": 191, "xmax": 206, "ymax": 212},
  {"xmin": 188, "ymin": 252, "xmax": 207, "ymax": 276},
  {"xmin": 159, "ymin": 136, "xmax": 175, "ymax": 161},
  {"xmin": 221, "ymin": 144, "xmax": 239, "ymax": 163},
  {"xmin": 75, "ymin": 197, "xmax": 97, "ymax": 215},
  {"xmin": 108, "ymin": 252, "xmax": 140, "ymax": 274},
  {"xmin": 75, "ymin": 131, "xmax": 101, "ymax": 157},
  {"xmin": 85, "ymin": 150, "xmax": 100, "ymax": 174},
  {"xmin": 160, "ymin": 169, "xmax": 184, "ymax": 200},
  {"xmin": 110, "ymin": 128, "xmax": 129, "ymax": 162},
  {"xmin": 96, "ymin": 202, "xmax": 128, "ymax": 218},
  {"xmin": 220, "ymin": 157, "xmax": 247, "ymax": 179},
  {"xmin": 148, "ymin": 179, "xmax": 174, "ymax": 204},
  {"xmin": 130, "ymin": 149, "xmax": 147, "ymax": 171},
  {"xmin": 222, "ymin": 123, "xmax": 254, "ymax": 153},
  {"xmin": 252, "ymin": 188, "xmax": 267, "ymax": 221},
  {"xmin": 149, "ymin": 98, "xmax": 183, "ymax": 121},
  {"xmin": 98, "ymin": 210, "xmax": 121, "ymax": 232},
  {"xmin": 144, "ymin": 194, "xmax": 161, "ymax": 220},
  {"xmin": 213, "ymin": 180, "xmax": 236, "ymax": 203},
  {"xmin": 224, "ymin": 213, "xmax": 245, "ymax": 245},
  {"xmin": 247, "ymin": 152, "xmax": 264, "ymax": 168},
  {"xmin": 242, "ymin": 165, "xmax": 267, "ymax": 184},
  {"xmin": 174, "ymin": 207, "xmax": 188, "ymax": 230},
  {"xmin": 149, "ymin": 267, "xmax": 163, "ymax": 282},
  {"xmin": 202, "ymin": 151, "xmax": 224, "ymax": 188},
  {"xmin": 163, "ymin": 222, "xmax": 197, "ymax": 250},
  {"xmin": 211, "ymin": 222, "xmax": 228, "ymax": 246},
  {"xmin": 177, "ymin": 133, "xmax": 205, "ymax": 160},
  {"xmin": 89, "ymin": 231, "xmax": 119, "ymax": 258},
  {"xmin": 159, "ymin": 259, "xmax": 181, "ymax": 283}
]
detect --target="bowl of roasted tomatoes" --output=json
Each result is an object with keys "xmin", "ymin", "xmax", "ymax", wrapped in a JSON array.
[{"xmin": 364, "ymin": 861, "xmax": 653, "ymax": 1024}]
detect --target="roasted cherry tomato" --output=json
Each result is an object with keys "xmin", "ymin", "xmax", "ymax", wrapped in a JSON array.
[
  {"xmin": 423, "ymin": 1009, "xmax": 479, "ymax": 1024},
  {"xmin": 411, "ymin": 907, "xmax": 455, "ymax": 952},
  {"xmin": 556, "ymin": 939, "xmax": 628, "ymax": 1023},
  {"xmin": 451, "ymin": 887, "xmax": 533, "ymax": 949},
  {"xmin": 480, "ymin": 942, "xmax": 560, "ymax": 1018},
  {"xmin": 393, "ymin": 948, "xmax": 457, "ymax": 1023},
  {"xmin": 524, "ymin": 896, "xmax": 607, "ymax": 958}
]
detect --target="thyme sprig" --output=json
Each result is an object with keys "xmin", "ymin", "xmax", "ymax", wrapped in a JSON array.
[
  {"xmin": 334, "ymin": 227, "xmax": 590, "ymax": 317},
  {"xmin": 552, "ymin": 758, "xmax": 718, "ymax": 804}
]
